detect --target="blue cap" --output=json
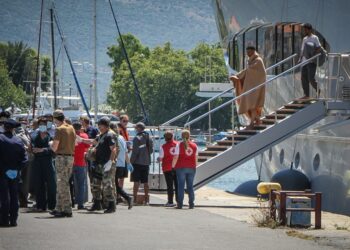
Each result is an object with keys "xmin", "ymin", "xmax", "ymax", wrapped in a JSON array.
[{"xmin": 4, "ymin": 119, "xmax": 21, "ymax": 128}]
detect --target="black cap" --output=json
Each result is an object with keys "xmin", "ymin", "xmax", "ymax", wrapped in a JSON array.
[
  {"xmin": 303, "ymin": 23, "xmax": 313, "ymax": 30},
  {"xmin": 4, "ymin": 119, "xmax": 21, "ymax": 129},
  {"xmin": 98, "ymin": 116, "xmax": 110, "ymax": 127}
]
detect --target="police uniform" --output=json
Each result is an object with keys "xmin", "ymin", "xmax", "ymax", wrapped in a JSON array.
[{"xmin": 0, "ymin": 119, "xmax": 28, "ymax": 227}]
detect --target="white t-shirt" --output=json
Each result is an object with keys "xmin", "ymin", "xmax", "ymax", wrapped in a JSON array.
[
  {"xmin": 116, "ymin": 135, "xmax": 127, "ymax": 167},
  {"xmin": 300, "ymin": 34, "xmax": 321, "ymax": 62}
]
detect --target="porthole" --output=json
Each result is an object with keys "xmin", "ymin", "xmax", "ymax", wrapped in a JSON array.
[
  {"xmin": 294, "ymin": 152, "xmax": 300, "ymax": 169},
  {"xmin": 279, "ymin": 149, "xmax": 285, "ymax": 165},
  {"xmin": 313, "ymin": 153, "xmax": 320, "ymax": 171},
  {"xmin": 269, "ymin": 148, "xmax": 273, "ymax": 161}
]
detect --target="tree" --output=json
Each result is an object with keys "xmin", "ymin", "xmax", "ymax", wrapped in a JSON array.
[
  {"xmin": 0, "ymin": 59, "xmax": 28, "ymax": 109},
  {"xmin": 0, "ymin": 41, "xmax": 51, "ymax": 94},
  {"xmin": 107, "ymin": 34, "xmax": 231, "ymax": 130}
]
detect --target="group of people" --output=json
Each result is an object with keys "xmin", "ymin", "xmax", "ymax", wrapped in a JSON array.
[{"xmin": 0, "ymin": 107, "xmax": 199, "ymax": 227}]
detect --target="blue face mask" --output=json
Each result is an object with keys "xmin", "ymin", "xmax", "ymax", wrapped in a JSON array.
[
  {"xmin": 39, "ymin": 125, "xmax": 47, "ymax": 132},
  {"xmin": 47, "ymin": 121, "xmax": 53, "ymax": 129},
  {"xmin": 6, "ymin": 170, "xmax": 18, "ymax": 179}
]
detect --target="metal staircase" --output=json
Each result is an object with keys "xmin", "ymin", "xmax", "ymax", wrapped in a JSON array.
[
  {"xmin": 194, "ymin": 99, "xmax": 326, "ymax": 189},
  {"xmin": 149, "ymin": 53, "xmax": 345, "ymax": 191}
]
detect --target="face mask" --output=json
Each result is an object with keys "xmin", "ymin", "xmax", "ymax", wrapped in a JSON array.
[
  {"xmin": 39, "ymin": 125, "xmax": 47, "ymax": 133},
  {"xmin": 47, "ymin": 121, "xmax": 53, "ymax": 129}
]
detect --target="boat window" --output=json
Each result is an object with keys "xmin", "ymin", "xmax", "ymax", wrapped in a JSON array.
[
  {"xmin": 258, "ymin": 25, "xmax": 274, "ymax": 68},
  {"xmin": 235, "ymin": 35, "xmax": 244, "ymax": 71},
  {"xmin": 294, "ymin": 152, "xmax": 300, "ymax": 169},
  {"xmin": 313, "ymin": 153, "xmax": 320, "ymax": 171},
  {"xmin": 268, "ymin": 148, "xmax": 273, "ymax": 161},
  {"xmin": 279, "ymin": 149, "xmax": 284, "ymax": 165}
]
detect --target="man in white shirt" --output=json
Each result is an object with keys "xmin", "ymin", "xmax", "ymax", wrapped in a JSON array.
[{"xmin": 299, "ymin": 23, "xmax": 321, "ymax": 99}]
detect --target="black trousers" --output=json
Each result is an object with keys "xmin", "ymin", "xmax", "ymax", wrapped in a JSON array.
[
  {"xmin": 116, "ymin": 185, "xmax": 130, "ymax": 201},
  {"xmin": 164, "ymin": 170, "xmax": 178, "ymax": 204},
  {"xmin": 301, "ymin": 63, "xmax": 318, "ymax": 97},
  {"xmin": 32, "ymin": 156, "xmax": 57, "ymax": 210},
  {"xmin": 0, "ymin": 176, "xmax": 19, "ymax": 225}
]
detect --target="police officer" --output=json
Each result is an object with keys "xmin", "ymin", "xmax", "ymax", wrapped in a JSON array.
[{"xmin": 0, "ymin": 119, "xmax": 28, "ymax": 227}]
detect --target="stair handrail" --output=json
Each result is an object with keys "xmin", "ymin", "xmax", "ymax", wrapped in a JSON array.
[
  {"xmin": 184, "ymin": 53, "xmax": 322, "ymax": 127},
  {"xmin": 161, "ymin": 53, "xmax": 298, "ymax": 126}
]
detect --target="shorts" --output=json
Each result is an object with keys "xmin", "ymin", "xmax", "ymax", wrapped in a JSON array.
[
  {"xmin": 115, "ymin": 166, "xmax": 128, "ymax": 179},
  {"xmin": 131, "ymin": 164, "xmax": 149, "ymax": 184}
]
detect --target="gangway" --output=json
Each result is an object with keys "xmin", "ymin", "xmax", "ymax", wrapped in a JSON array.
[{"xmin": 149, "ymin": 53, "xmax": 349, "ymax": 191}]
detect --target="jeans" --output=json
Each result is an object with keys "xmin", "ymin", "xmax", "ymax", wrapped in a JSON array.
[
  {"xmin": 0, "ymin": 176, "xmax": 19, "ymax": 225},
  {"xmin": 73, "ymin": 166, "xmax": 88, "ymax": 207},
  {"xmin": 301, "ymin": 63, "xmax": 318, "ymax": 97},
  {"xmin": 176, "ymin": 168, "xmax": 196, "ymax": 207},
  {"xmin": 164, "ymin": 170, "xmax": 178, "ymax": 204}
]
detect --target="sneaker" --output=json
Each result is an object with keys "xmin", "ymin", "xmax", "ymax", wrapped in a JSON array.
[
  {"xmin": 189, "ymin": 204, "xmax": 195, "ymax": 209},
  {"xmin": 49, "ymin": 210, "xmax": 59, "ymax": 216},
  {"xmin": 164, "ymin": 202, "xmax": 176, "ymax": 207}
]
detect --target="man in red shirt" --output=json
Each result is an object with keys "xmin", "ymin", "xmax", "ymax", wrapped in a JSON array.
[{"xmin": 72, "ymin": 122, "xmax": 90, "ymax": 209}]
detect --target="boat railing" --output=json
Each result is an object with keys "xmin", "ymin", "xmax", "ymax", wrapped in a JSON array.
[
  {"xmin": 161, "ymin": 53, "xmax": 298, "ymax": 128},
  {"xmin": 183, "ymin": 53, "xmax": 324, "ymax": 134}
]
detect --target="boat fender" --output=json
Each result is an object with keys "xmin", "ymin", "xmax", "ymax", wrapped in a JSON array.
[{"xmin": 257, "ymin": 182, "xmax": 281, "ymax": 195}]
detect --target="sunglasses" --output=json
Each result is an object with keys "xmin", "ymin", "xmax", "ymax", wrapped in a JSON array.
[{"xmin": 122, "ymin": 120, "xmax": 129, "ymax": 123}]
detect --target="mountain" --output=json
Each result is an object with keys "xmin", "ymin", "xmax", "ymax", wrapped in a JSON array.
[{"xmin": 0, "ymin": 0, "xmax": 219, "ymax": 103}]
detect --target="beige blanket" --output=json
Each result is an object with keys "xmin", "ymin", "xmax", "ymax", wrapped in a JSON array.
[{"xmin": 235, "ymin": 52, "xmax": 266, "ymax": 115}]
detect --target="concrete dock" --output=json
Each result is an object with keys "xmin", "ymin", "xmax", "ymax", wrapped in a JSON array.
[{"xmin": 0, "ymin": 185, "xmax": 349, "ymax": 250}]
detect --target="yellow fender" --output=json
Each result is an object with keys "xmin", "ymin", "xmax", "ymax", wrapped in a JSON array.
[{"xmin": 257, "ymin": 182, "xmax": 282, "ymax": 195}]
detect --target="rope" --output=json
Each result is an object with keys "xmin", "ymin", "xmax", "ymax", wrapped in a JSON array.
[
  {"xmin": 108, "ymin": 0, "xmax": 149, "ymax": 125},
  {"xmin": 52, "ymin": 4, "xmax": 91, "ymax": 118}
]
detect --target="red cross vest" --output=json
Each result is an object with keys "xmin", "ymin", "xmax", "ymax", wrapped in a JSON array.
[
  {"xmin": 175, "ymin": 141, "xmax": 197, "ymax": 169},
  {"xmin": 161, "ymin": 140, "xmax": 178, "ymax": 172}
]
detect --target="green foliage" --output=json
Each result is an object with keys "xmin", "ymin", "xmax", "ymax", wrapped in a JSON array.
[
  {"xmin": 0, "ymin": 41, "xmax": 51, "ymax": 93},
  {"xmin": 107, "ymin": 34, "xmax": 231, "ymax": 129},
  {"xmin": 0, "ymin": 59, "xmax": 28, "ymax": 109}
]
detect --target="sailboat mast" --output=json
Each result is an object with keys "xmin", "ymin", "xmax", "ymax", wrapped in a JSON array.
[
  {"xmin": 50, "ymin": 7, "xmax": 58, "ymax": 109},
  {"xmin": 93, "ymin": 0, "xmax": 98, "ymax": 122},
  {"xmin": 32, "ymin": 0, "xmax": 45, "ymax": 119}
]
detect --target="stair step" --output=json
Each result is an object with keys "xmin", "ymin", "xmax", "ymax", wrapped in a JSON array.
[
  {"xmin": 198, "ymin": 156, "xmax": 211, "ymax": 162},
  {"xmin": 206, "ymin": 145, "xmax": 229, "ymax": 151},
  {"xmin": 293, "ymin": 98, "xmax": 316, "ymax": 104},
  {"xmin": 265, "ymin": 114, "xmax": 286, "ymax": 120},
  {"xmin": 236, "ymin": 130, "xmax": 258, "ymax": 135},
  {"xmin": 276, "ymin": 109, "xmax": 297, "ymax": 114},
  {"xmin": 284, "ymin": 104, "xmax": 306, "ymax": 109},
  {"xmin": 252, "ymin": 124, "xmax": 268, "ymax": 130},
  {"xmin": 217, "ymin": 140, "xmax": 237, "ymax": 146},
  {"xmin": 261, "ymin": 119, "xmax": 276, "ymax": 125},
  {"xmin": 226, "ymin": 134, "xmax": 251, "ymax": 141},
  {"xmin": 199, "ymin": 151, "xmax": 219, "ymax": 157}
]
